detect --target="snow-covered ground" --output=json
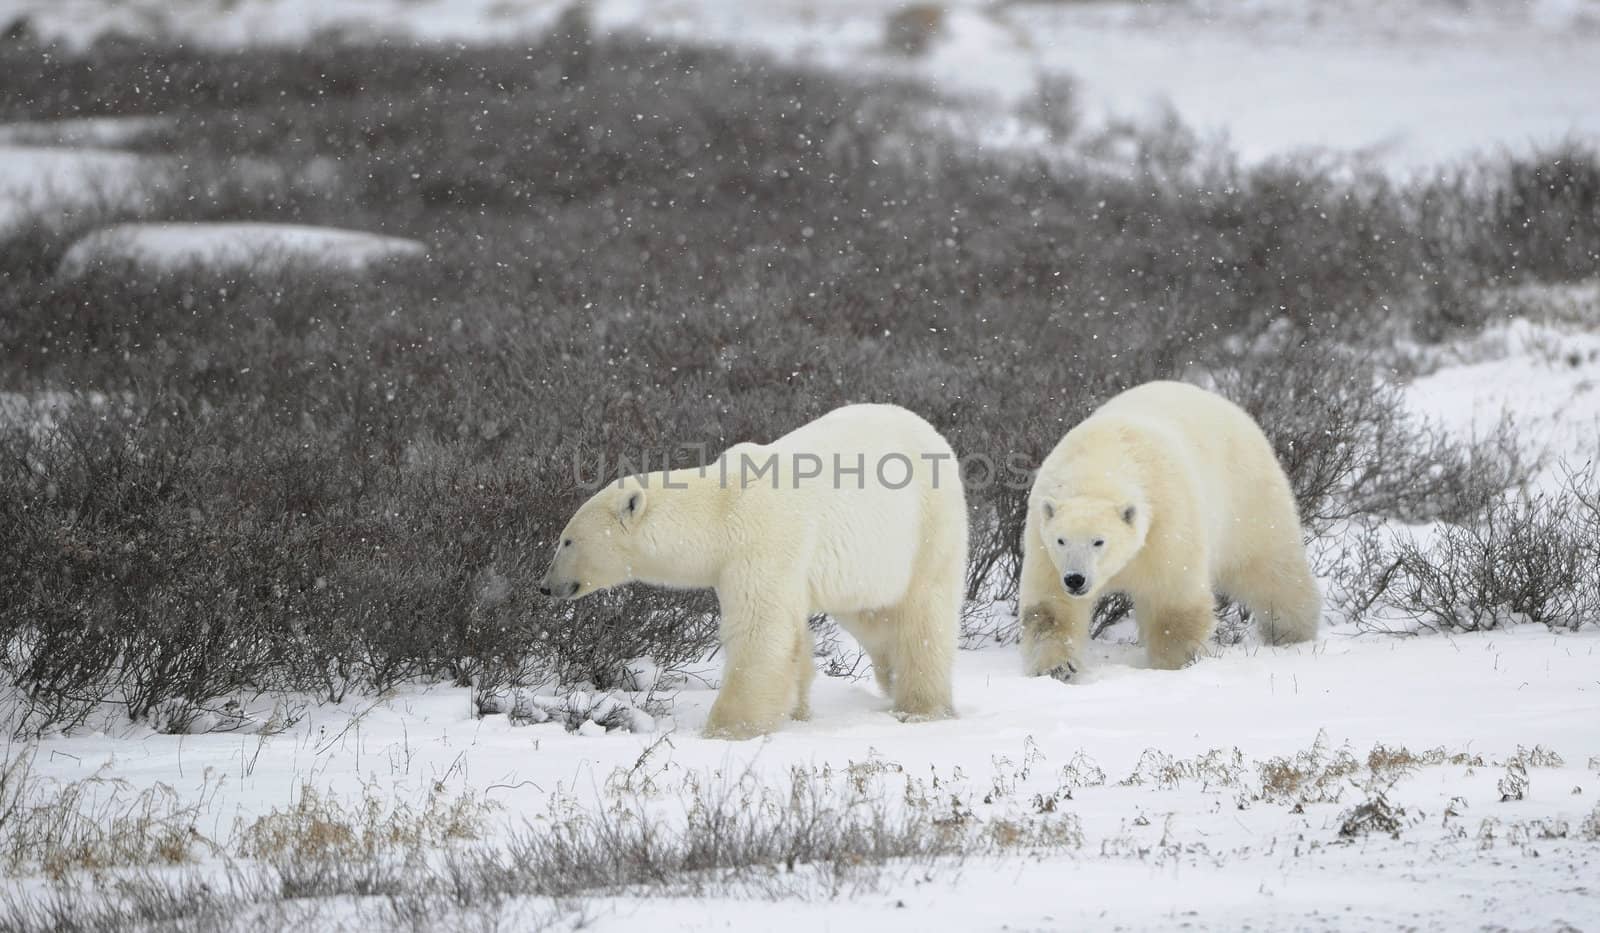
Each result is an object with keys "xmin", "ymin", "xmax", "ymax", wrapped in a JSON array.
[
  {"xmin": 0, "ymin": 115, "xmax": 171, "ymax": 148},
  {"xmin": 0, "ymin": 145, "xmax": 169, "ymax": 231},
  {"xmin": 595, "ymin": 0, "xmax": 1600, "ymax": 173},
  {"xmin": 55, "ymin": 222, "xmax": 428, "ymax": 276},
  {"xmin": 1406, "ymin": 309, "xmax": 1600, "ymax": 492},
  {"xmin": 13, "ymin": 625, "xmax": 1600, "ymax": 929},
  {"xmin": 5, "ymin": 0, "xmax": 1599, "ymax": 173}
]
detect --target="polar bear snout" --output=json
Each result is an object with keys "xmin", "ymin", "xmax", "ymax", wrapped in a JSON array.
[
  {"xmin": 537, "ymin": 576, "xmax": 581, "ymax": 599},
  {"xmin": 1062, "ymin": 573, "xmax": 1089, "ymax": 596}
]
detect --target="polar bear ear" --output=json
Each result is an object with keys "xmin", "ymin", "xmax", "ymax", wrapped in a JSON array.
[
  {"xmin": 1121, "ymin": 505, "xmax": 1137, "ymax": 526},
  {"xmin": 1040, "ymin": 499, "xmax": 1056, "ymax": 521},
  {"xmin": 617, "ymin": 489, "xmax": 647, "ymax": 529}
]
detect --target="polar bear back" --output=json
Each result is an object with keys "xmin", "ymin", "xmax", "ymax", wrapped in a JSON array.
[{"xmin": 723, "ymin": 403, "xmax": 962, "ymax": 613}]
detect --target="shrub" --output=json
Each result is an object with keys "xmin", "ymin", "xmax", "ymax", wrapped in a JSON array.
[
  {"xmin": 0, "ymin": 404, "xmax": 723, "ymax": 731},
  {"xmin": 1021, "ymin": 72, "xmax": 1080, "ymax": 143},
  {"xmin": 1483, "ymin": 145, "xmax": 1600, "ymax": 281},
  {"xmin": 1212, "ymin": 341, "xmax": 1526, "ymax": 533},
  {"xmin": 885, "ymin": 4, "xmax": 946, "ymax": 56},
  {"xmin": 1350, "ymin": 475, "xmax": 1599, "ymax": 634}
]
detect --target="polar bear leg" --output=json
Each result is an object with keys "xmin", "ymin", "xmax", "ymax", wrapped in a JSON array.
[
  {"xmin": 1134, "ymin": 584, "xmax": 1215, "ymax": 670},
  {"xmin": 1219, "ymin": 504, "xmax": 1321, "ymax": 646},
  {"xmin": 791, "ymin": 622, "xmax": 816, "ymax": 721},
  {"xmin": 885, "ymin": 498, "xmax": 965, "ymax": 721},
  {"xmin": 705, "ymin": 583, "xmax": 806, "ymax": 739},
  {"xmin": 1226, "ymin": 550, "xmax": 1322, "ymax": 646},
  {"xmin": 880, "ymin": 582, "xmax": 959, "ymax": 722},
  {"xmin": 835, "ymin": 611, "xmax": 896, "ymax": 698},
  {"xmin": 1018, "ymin": 530, "xmax": 1090, "ymax": 679}
]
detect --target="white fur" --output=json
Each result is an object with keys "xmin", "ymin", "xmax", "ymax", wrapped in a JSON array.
[
  {"xmin": 1019, "ymin": 381, "xmax": 1320, "ymax": 677},
  {"xmin": 543, "ymin": 404, "xmax": 968, "ymax": 739}
]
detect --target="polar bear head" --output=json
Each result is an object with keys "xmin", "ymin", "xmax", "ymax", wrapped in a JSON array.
[
  {"xmin": 538, "ymin": 484, "xmax": 648, "ymax": 600},
  {"xmin": 1036, "ymin": 494, "xmax": 1148, "ymax": 599}
]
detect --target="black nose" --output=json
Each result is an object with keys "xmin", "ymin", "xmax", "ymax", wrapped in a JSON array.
[
  {"xmin": 1063, "ymin": 573, "xmax": 1087, "ymax": 594},
  {"xmin": 538, "ymin": 585, "xmax": 553, "ymax": 597}
]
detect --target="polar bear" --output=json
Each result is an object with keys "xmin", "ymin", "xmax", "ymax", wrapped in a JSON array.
[
  {"xmin": 1019, "ymin": 380, "xmax": 1319, "ymax": 678},
  {"xmin": 539, "ymin": 404, "xmax": 968, "ymax": 739}
]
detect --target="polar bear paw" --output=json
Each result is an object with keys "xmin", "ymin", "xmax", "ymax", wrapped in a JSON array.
[{"xmin": 893, "ymin": 709, "xmax": 954, "ymax": 724}]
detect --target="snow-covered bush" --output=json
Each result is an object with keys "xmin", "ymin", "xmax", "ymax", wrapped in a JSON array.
[
  {"xmin": 1348, "ymin": 474, "xmax": 1600, "ymax": 634},
  {"xmin": 1213, "ymin": 341, "xmax": 1526, "ymax": 532}
]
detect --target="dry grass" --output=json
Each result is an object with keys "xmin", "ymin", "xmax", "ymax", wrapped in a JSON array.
[
  {"xmin": 0, "ymin": 746, "xmax": 220, "ymax": 880},
  {"xmin": 3, "ymin": 735, "xmax": 1591, "ymax": 929},
  {"xmin": 1118, "ymin": 748, "xmax": 1249, "ymax": 792},
  {"xmin": 1365, "ymin": 742, "xmax": 1483, "ymax": 774},
  {"xmin": 1338, "ymin": 791, "xmax": 1407, "ymax": 839},
  {"xmin": 235, "ymin": 781, "xmax": 494, "ymax": 864},
  {"xmin": 0, "ymin": 757, "xmax": 1086, "ymax": 930},
  {"xmin": 1582, "ymin": 803, "xmax": 1600, "ymax": 841}
]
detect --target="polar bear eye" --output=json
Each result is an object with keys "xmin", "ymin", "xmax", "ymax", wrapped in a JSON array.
[
  {"xmin": 1056, "ymin": 537, "xmax": 1066, "ymax": 547},
  {"xmin": 1093, "ymin": 538, "xmax": 1105, "ymax": 548},
  {"xmin": 562, "ymin": 539, "xmax": 573, "ymax": 548}
]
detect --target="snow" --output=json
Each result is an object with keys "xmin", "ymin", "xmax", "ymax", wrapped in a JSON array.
[
  {"xmin": 55, "ymin": 221, "xmax": 428, "ymax": 276},
  {"xmin": 595, "ymin": 0, "xmax": 1600, "ymax": 173},
  {"xmin": 583, "ymin": 847, "xmax": 1600, "ymax": 932},
  {"xmin": 0, "ymin": 390, "xmax": 130, "ymax": 436},
  {"xmin": 999, "ymin": 19, "xmax": 1600, "ymax": 172},
  {"xmin": 0, "ymin": 115, "xmax": 170, "ymax": 148},
  {"xmin": 12, "ymin": 626, "xmax": 1600, "ymax": 928},
  {"xmin": 0, "ymin": 145, "xmax": 168, "ymax": 232},
  {"xmin": 3, "ymin": 0, "xmax": 1598, "ymax": 172},
  {"xmin": 0, "ymin": 0, "xmax": 565, "ymax": 47},
  {"xmin": 1403, "ymin": 309, "xmax": 1600, "ymax": 489}
]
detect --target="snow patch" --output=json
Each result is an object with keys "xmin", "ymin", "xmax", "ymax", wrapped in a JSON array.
[
  {"xmin": 0, "ymin": 145, "xmax": 170, "ymax": 232},
  {"xmin": 7, "ymin": 0, "xmax": 568, "ymax": 48},
  {"xmin": 590, "ymin": 0, "xmax": 1600, "ymax": 173},
  {"xmin": 0, "ymin": 390, "xmax": 132, "ymax": 436},
  {"xmin": 1404, "ymin": 314, "xmax": 1600, "ymax": 487},
  {"xmin": 0, "ymin": 115, "xmax": 171, "ymax": 149},
  {"xmin": 56, "ymin": 221, "xmax": 427, "ymax": 277}
]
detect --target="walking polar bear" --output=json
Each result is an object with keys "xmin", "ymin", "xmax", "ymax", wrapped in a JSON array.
[
  {"xmin": 540, "ymin": 404, "xmax": 968, "ymax": 739},
  {"xmin": 1020, "ymin": 381, "xmax": 1320, "ymax": 679}
]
